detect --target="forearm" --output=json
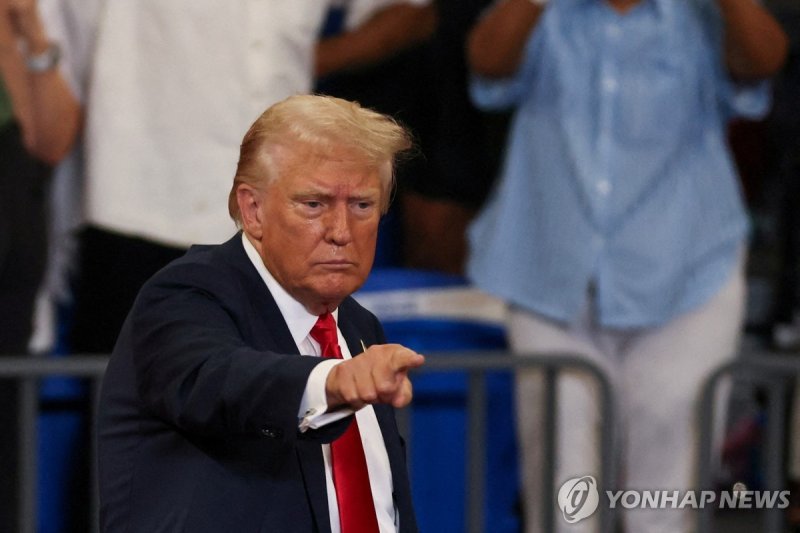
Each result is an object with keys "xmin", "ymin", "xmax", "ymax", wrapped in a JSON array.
[
  {"xmin": 315, "ymin": 3, "xmax": 436, "ymax": 78},
  {"xmin": 5, "ymin": 2, "xmax": 80, "ymax": 164},
  {"xmin": 26, "ymin": 65, "xmax": 81, "ymax": 164},
  {"xmin": 717, "ymin": 0, "xmax": 789, "ymax": 79},
  {"xmin": 467, "ymin": 0, "xmax": 543, "ymax": 78}
]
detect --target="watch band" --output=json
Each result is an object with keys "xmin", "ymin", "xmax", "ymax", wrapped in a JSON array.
[{"xmin": 25, "ymin": 42, "xmax": 61, "ymax": 73}]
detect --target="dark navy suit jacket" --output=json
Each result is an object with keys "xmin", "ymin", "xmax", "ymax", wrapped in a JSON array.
[{"xmin": 97, "ymin": 234, "xmax": 417, "ymax": 533}]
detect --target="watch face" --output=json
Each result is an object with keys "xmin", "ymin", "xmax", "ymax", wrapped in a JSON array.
[{"xmin": 26, "ymin": 43, "xmax": 61, "ymax": 72}]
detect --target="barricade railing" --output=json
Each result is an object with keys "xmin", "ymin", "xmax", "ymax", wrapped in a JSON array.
[
  {"xmin": 0, "ymin": 355, "xmax": 108, "ymax": 533},
  {"xmin": 6, "ymin": 348, "xmax": 799, "ymax": 532},
  {"xmin": 0, "ymin": 352, "xmax": 618, "ymax": 533},
  {"xmin": 697, "ymin": 351, "xmax": 800, "ymax": 533},
  {"xmin": 404, "ymin": 351, "xmax": 618, "ymax": 533}
]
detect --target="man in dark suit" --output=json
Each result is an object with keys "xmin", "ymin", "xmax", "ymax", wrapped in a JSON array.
[{"xmin": 97, "ymin": 94, "xmax": 425, "ymax": 533}]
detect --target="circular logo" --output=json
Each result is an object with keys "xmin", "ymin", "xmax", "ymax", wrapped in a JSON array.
[{"xmin": 557, "ymin": 475, "xmax": 600, "ymax": 523}]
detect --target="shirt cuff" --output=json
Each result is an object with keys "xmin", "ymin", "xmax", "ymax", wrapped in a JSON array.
[{"xmin": 298, "ymin": 358, "xmax": 353, "ymax": 432}]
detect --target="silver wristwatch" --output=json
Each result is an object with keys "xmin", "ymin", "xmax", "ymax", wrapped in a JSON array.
[{"xmin": 26, "ymin": 42, "xmax": 62, "ymax": 73}]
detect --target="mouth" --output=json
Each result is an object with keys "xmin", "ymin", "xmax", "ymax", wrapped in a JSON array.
[{"xmin": 316, "ymin": 260, "xmax": 356, "ymax": 270}]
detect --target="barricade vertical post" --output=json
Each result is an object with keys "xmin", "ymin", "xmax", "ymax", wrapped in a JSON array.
[
  {"xmin": 697, "ymin": 364, "xmax": 724, "ymax": 533},
  {"xmin": 19, "ymin": 377, "xmax": 38, "ymax": 533},
  {"xmin": 599, "ymin": 366, "xmax": 616, "ymax": 533},
  {"xmin": 765, "ymin": 378, "xmax": 787, "ymax": 533},
  {"xmin": 542, "ymin": 366, "xmax": 557, "ymax": 532},
  {"xmin": 466, "ymin": 371, "xmax": 487, "ymax": 533},
  {"xmin": 91, "ymin": 377, "xmax": 103, "ymax": 533}
]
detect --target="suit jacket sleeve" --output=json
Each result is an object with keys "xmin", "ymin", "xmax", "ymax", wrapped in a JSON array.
[{"xmin": 127, "ymin": 255, "xmax": 345, "ymax": 451}]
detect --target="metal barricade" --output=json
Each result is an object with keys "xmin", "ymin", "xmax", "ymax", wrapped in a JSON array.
[
  {"xmin": 697, "ymin": 352, "xmax": 800, "ymax": 533},
  {"xmin": 7, "ymin": 349, "xmax": 800, "ymax": 532},
  {"xmin": 0, "ymin": 355, "xmax": 108, "ymax": 533},
  {"xmin": 0, "ymin": 352, "xmax": 619, "ymax": 533},
  {"xmin": 401, "ymin": 351, "xmax": 618, "ymax": 533}
]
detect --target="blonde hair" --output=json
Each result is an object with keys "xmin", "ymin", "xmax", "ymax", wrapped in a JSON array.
[{"xmin": 228, "ymin": 94, "xmax": 413, "ymax": 226}]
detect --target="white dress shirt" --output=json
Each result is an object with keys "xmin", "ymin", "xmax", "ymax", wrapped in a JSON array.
[
  {"xmin": 241, "ymin": 234, "xmax": 397, "ymax": 533},
  {"xmin": 85, "ymin": 0, "xmax": 428, "ymax": 249}
]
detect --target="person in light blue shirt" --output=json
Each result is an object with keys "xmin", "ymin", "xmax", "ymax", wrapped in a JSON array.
[{"xmin": 466, "ymin": 0, "xmax": 788, "ymax": 531}]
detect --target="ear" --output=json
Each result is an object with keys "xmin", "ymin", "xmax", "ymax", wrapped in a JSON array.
[{"xmin": 236, "ymin": 184, "xmax": 264, "ymax": 239}]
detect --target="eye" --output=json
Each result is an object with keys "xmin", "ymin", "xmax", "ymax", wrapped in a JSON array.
[
  {"xmin": 296, "ymin": 199, "xmax": 325, "ymax": 217},
  {"xmin": 352, "ymin": 200, "xmax": 378, "ymax": 217}
]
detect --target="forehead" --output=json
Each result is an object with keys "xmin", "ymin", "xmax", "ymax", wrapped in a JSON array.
[{"xmin": 272, "ymin": 145, "xmax": 384, "ymax": 192}]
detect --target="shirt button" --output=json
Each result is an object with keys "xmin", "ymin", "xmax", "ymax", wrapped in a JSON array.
[
  {"xmin": 592, "ymin": 235, "xmax": 605, "ymax": 248},
  {"xmin": 596, "ymin": 180, "xmax": 612, "ymax": 196},
  {"xmin": 606, "ymin": 24, "xmax": 621, "ymax": 38},
  {"xmin": 602, "ymin": 77, "xmax": 618, "ymax": 93}
]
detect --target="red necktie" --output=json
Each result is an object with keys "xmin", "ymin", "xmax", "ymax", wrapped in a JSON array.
[{"xmin": 310, "ymin": 312, "xmax": 380, "ymax": 533}]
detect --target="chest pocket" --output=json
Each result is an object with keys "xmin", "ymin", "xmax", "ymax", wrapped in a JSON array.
[{"xmin": 616, "ymin": 54, "xmax": 691, "ymax": 145}]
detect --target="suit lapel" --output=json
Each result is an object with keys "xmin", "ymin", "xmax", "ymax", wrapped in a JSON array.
[
  {"xmin": 222, "ymin": 233, "xmax": 298, "ymax": 353},
  {"xmin": 336, "ymin": 299, "xmax": 368, "ymax": 358},
  {"xmin": 223, "ymin": 234, "xmax": 332, "ymax": 532}
]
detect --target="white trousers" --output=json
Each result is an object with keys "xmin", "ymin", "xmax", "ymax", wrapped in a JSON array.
[{"xmin": 509, "ymin": 257, "xmax": 746, "ymax": 533}]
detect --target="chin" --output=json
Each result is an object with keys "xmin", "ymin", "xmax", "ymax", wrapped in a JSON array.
[{"xmin": 314, "ymin": 275, "xmax": 364, "ymax": 302}]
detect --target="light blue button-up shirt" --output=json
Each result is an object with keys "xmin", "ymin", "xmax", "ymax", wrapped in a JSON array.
[{"xmin": 467, "ymin": 0, "xmax": 770, "ymax": 328}]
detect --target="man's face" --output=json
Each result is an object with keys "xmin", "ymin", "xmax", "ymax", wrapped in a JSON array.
[{"xmin": 255, "ymin": 147, "xmax": 383, "ymax": 313}]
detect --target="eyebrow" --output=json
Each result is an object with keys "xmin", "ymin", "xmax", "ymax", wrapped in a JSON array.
[{"xmin": 291, "ymin": 188, "xmax": 380, "ymax": 201}]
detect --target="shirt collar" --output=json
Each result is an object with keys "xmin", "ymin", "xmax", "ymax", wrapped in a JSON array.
[{"xmin": 240, "ymin": 233, "xmax": 338, "ymax": 346}]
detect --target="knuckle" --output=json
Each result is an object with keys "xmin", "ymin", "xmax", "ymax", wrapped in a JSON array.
[
  {"xmin": 376, "ymin": 378, "xmax": 396, "ymax": 395},
  {"xmin": 363, "ymin": 390, "xmax": 378, "ymax": 403},
  {"xmin": 341, "ymin": 384, "xmax": 358, "ymax": 403},
  {"xmin": 355, "ymin": 377, "xmax": 378, "ymax": 403}
]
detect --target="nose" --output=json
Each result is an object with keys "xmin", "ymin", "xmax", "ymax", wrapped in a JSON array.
[{"xmin": 324, "ymin": 204, "xmax": 353, "ymax": 246}]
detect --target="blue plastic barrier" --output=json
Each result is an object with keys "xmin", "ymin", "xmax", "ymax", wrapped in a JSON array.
[
  {"xmin": 37, "ymin": 375, "xmax": 88, "ymax": 533},
  {"xmin": 37, "ymin": 305, "xmax": 90, "ymax": 533}
]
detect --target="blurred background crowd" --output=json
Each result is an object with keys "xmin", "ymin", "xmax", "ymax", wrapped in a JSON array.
[{"xmin": 1, "ymin": 0, "xmax": 799, "ymax": 531}]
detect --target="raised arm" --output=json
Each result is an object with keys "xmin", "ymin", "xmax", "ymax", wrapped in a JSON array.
[
  {"xmin": 467, "ymin": 0, "xmax": 544, "ymax": 78},
  {"xmin": 0, "ymin": 0, "xmax": 80, "ymax": 164},
  {"xmin": 315, "ymin": 2, "xmax": 437, "ymax": 78},
  {"xmin": 717, "ymin": 0, "xmax": 789, "ymax": 79}
]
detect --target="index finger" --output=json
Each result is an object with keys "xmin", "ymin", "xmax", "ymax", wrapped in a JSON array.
[{"xmin": 390, "ymin": 349, "xmax": 425, "ymax": 373}]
